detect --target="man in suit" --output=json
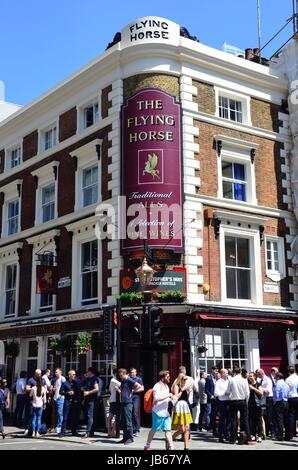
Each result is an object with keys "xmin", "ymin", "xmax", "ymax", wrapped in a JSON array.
[{"xmin": 205, "ymin": 366, "xmax": 218, "ymax": 437}]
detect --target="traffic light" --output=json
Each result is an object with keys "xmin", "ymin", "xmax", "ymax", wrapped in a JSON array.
[
  {"xmin": 149, "ymin": 306, "xmax": 163, "ymax": 344},
  {"xmin": 130, "ymin": 313, "xmax": 141, "ymax": 340},
  {"xmin": 103, "ymin": 307, "xmax": 114, "ymax": 353}
]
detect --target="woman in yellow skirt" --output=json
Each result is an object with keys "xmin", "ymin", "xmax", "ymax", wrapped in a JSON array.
[{"xmin": 172, "ymin": 373, "xmax": 193, "ymax": 450}]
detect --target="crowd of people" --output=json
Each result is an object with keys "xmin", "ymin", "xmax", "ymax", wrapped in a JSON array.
[{"xmin": 0, "ymin": 363, "xmax": 297, "ymax": 449}]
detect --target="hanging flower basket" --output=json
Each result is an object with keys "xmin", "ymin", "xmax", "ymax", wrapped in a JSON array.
[
  {"xmin": 5, "ymin": 340, "xmax": 20, "ymax": 357},
  {"xmin": 49, "ymin": 336, "xmax": 75, "ymax": 356},
  {"xmin": 75, "ymin": 333, "xmax": 92, "ymax": 355}
]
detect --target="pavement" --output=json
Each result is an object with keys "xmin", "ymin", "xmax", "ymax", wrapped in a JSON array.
[{"xmin": 0, "ymin": 426, "xmax": 297, "ymax": 450}]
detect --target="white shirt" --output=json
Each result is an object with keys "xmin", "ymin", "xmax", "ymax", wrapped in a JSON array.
[
  {"xmin": 30, "ymin": 385, "xmax": 47, "ymax": 408},
  {"xmin": 16, "ymin": 378, "xmax": 26, "ymax": 395},
  {"xmin": 42, "ymin": 374, "xmax": 51, "ymax": 390},
  {"xmin": 109, "ymin": 377, "xmax": 121, "ymax": 403},
  {"xmin": 214, "ymin": 378, "xmax": 230, "ymax": 401},
  {"xmin": 227, "ymin": 375, "xmax": 250, "ymax": 401},
  {"xmin": 285, "ymin": 374, "xmax": 298, "ymax": 398},
  {"xmin": 258, "ymin": 375, "xmax": 273, "ymax": 398},
  {"xmin": 53, "ymin": 376, "xmax": 66, "ymax": 401},
  {"xmin": 152, "ymin": 381, "xmax": 170, "ymax": 417}
]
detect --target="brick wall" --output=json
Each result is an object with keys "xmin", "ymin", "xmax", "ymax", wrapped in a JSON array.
[
  {"xmin": 197, "ymin": 120, "xmax": 286, "ymax": 210},
  {"xmin": 56, "ymin": 227, "xmax": 72, "ymax": 310},
  {"xmin": 192, "ymin": 80, "xmax": 215, "ymax": 114},
  {"xmin": 59, "ymin": 107, "xmax": 77, "ymax": 141},
  {"xmin": 251, "ymin": 98, "xmax": 280, "ymax": 132},
  {"xmin": 21, "ymin": 173, "xmax": 36, "ymax": 230},
  {"xmin": 0, "ymin": 149, "xmax": 4, "ymax": 174},
  {"xmin": 23, "ymin": 130, "xmax": 38, "ymax": 161},
  {"xmin": 101, "ymin": 84, "xmax": 112, "ymax": 119},
  {"xmin": 201, "ymin": 208, "xmax": 221, "ymax": 301},
  {"xmin": 123, "ymin": 73, "xmax": 180, "ymax": 101},
  {"xmin": 18, "ymin": 241, "xmax": 33, "ymax": 315}
]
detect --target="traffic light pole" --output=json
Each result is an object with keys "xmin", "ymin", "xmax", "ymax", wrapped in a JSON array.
[{"xmin": 116, "ymin": 297, "xmax": 122, "ymax": 368}]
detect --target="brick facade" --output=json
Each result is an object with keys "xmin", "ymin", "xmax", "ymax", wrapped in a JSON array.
[
  {"xmin": 192, "ymin": 80, "xmax": 216, "ymax": 114},
  {"xmin": 101, "ymin": 84, "xmax": 112, "ymax": 119},
  {"xmin": 251, "ymin": 98, "xmax": 280, "ymax": 132},
  {"xmin": 59, "ymin": 107, "xmax": 77, "ymax": 141},
  {"xmin": 123, "ymin": 73, "xmax": 180, "ymax": 101},
  {"xmin": 23, "ymin": 130, "xmax": 38, "ymax": 161}
]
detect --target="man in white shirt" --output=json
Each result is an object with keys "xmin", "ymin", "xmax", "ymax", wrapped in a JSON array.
[
  {"xmin": 214, "ymin": 368, "xmax": 231, "ymax": 442},
  {"xmin": 15, "ymin": 371, "xmax": 27, "ymax": 427},
  {"xmin": 53, "ymin": 368, "xmax": 66, "ymax": 434},
  {"xmin": 107, "ymin": 369, "xmax": 121, "ymax": 437},
  {"xmin": 226, "ymin": 366, "xmax": 251, "ymax": 443},
  {"xmin": 144, "ymin": 370, "xmax": 175, "ymax": 450},
  {"xmin": 285, "ymin": 365, "xmax": 298, "ymax": 440},
  {"xmin": 256, "ymin": 368, "xmax": 274, "ymax": 437}
]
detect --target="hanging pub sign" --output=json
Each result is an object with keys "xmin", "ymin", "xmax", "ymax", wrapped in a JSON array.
[
  {"xmin": 121, "ymin": 88, "xmax": 183, "ymax": 253},
  {"xmin": 36, "ymin": 265, "xmax": 58, "ymax": 294}
]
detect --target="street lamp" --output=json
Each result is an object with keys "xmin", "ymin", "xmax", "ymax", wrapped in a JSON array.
[{"xmin": 135, "ymin": 257, "xmax": 155, "ymax": 287}]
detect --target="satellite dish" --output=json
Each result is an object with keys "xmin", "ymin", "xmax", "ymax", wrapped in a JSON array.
[{"xmin": 0, "ymin": 341, "xmax": 5, "ymax": 365}]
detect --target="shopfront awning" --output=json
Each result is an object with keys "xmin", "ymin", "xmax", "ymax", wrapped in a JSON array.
[{"xmin": 197, "ymin": 314, "xmax": 295, "ymax": 325}]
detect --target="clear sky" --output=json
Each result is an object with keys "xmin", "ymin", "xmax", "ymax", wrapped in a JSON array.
[{"xmin": 0, "ymin": 0, "xmax": 294, "ymax": 106}]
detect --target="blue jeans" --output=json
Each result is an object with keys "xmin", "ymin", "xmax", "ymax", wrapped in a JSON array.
[
  {"xmin": 132, "ymin": 397, "xmax": 141, "ymax": 433},
  {"xmin": 199, "ymin": 403, "xmax": 211, "ymax": 430},
  {"xmin": 15, "ymin": 395, "xmax": 26, "ymax": 426},
  {"xmin": 85, "ymin": 399, "xmax": 96, "ymax": 435},
  {"xmin": 54, "ymin": 398, "xmax": 64, "ymax": 429},
  {"xmin": 121, "ymin": 403, "xmax": 133, "ymax": 441},
  {"xmin": 32, "ymin": 407, "xmax": 43, "ymax": 433}
]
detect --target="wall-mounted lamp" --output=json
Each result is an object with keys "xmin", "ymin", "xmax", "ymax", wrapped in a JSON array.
[
  {"xmin": 250, "ymin": 148, "xmax": 256, "ymax": 164},
  {"xmin": 217, "ymin": 140, "xmax": 222, "ymax": 157}
]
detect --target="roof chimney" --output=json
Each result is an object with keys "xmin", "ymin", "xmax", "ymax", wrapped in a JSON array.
[{"xmin": 245, "ymin": 48, "xmax": 254, "ymax": 60}]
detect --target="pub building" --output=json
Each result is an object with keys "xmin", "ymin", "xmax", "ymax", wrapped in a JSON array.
[{"xmin": 0, "ymin": 17, "xmax": 298, "ymax": 397}]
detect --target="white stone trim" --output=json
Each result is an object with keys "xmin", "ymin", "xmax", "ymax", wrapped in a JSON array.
[{"xmin": 0, "ymin": 243, "xmax": 22, "ymax": 321}]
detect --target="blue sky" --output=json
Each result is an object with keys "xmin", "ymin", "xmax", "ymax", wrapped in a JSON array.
[{"xmin": 0, "ymin": 0, "xmax": 294, "ymax": 105}]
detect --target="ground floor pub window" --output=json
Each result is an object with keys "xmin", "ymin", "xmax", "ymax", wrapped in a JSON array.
[
  {"xmin": 198, "ymin": 328, "xmax": 247, "ymax": 372},
  {"xmin": 91, "ymin": 332, "xmax": 115, "ymax": 391},
  {"xmin": 27, "ymin": 339, "xmax": 38, "ymax": 376}
]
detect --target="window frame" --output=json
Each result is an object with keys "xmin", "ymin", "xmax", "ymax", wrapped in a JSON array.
[
  {"xmin": 31, "ymin": 162, "xmax": 59, "ymax": 226},
  {"xmin": 7, "ymin": 198, "xmax": 20, "ymax": 236},
  {"xmin": 41, "ymin": 183, "xmax": 56, "ymax": 223},
  {"xmin": 80, "ymin": 239, "xmax": 99, "ymax": 306},
  {"xmin": 82, "ymin": 164, "xmax": 99, "ymax": 208},
  {"xmin": 214, "ymin": 87, "xmax": 251, "ymax": 126},
  {"xmin": 1, "ymin": 180, "xmax": 22, "ymax": 238},
  {"xmin": 78, "ymin": 97, "xmax": 100, "ymax": 131},
  {"xmin": 220, "ymin": 225, "xmax": 262, "ymax": 306},
  {"xmin": 221, "ymin": 160, "xmax": 247, "ymax": 202},
  {"xmin": 0, "ymin": 244, "xmax": 21, "ymax": 320},
  {"xmin": 216, "ymin": 136, "xmax": 257, "ymax": 206},
  {"xmin": 39, "ymin": 121, "xmax": 59, "ymax": 153},
  {"xmin": 265, "ymin": 236, "xmax": 286, "ymax": 282},
  {"xmin": 4, "ymin": 263, "xmax": 18, "ymax": 317},
  {"xmin": 5, "ymin": 143, "xmax": 22, "ymax": 170}
]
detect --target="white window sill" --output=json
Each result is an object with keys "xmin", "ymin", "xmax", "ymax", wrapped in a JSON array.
[{"xmin": 266, "ymin": 272, "xmax": 286, "ymax": 282}]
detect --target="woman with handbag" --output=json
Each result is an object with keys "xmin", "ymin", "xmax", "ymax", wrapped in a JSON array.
[
  {"xmin": 248, "ymin": 372, "xmax": 265, "ymax": 443},
  {"xmin": 172, "ymin": 373, "xmax": 193, "ymax": 450}
]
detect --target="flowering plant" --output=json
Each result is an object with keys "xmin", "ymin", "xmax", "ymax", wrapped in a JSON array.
[{"xmin": 75, "ymin": 332, "xmax": 92, "ymax": 354}]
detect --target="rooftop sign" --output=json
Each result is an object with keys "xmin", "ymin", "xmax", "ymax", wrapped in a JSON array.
[{"xmin": 121, "ymin": 17, "xmax": 180, "ymax": 49}]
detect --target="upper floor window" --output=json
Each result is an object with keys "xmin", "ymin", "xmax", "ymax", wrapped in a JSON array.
[
  {"xmin": 219, "ymin": 96, "xmax": 242, "ymax": 123},
  {"xmin": 7, "ymin": 199, "xmax": 19, "ymax": 235},
  {"xmin": 265, "ymin": 237, "xmax": 286, "ymax": 281},
  {"xmin": 82, "ymin": 165, "xmax": 98, "ymax": 207},
  {"xmin": 40, "ymin": 124, "xmax": 58, "ymax": 152},
  {"xmin": 5, "ymin": 264, "xmax": 17, "ymax": 317},
  {"xmin": 215, "ymin": 88, "xmax": 251, "ymax": 126},
  {"xmin": 7, "ymin": 145, "xmax": 22, "ymax": 169},
  {"xmin": 81, "ymin": 240, "xmax": 98, "ymax": 305},
  {"xmin": 84, "ymin": 103, "xmax": 99, "ymax": 128},
  {"xmin": 225, "ymin": 235, "xmax": 251, "ymax": 300},
  {"xmin": 222, "ymin": 161, "xmax": 246, "ymax": 201},
  {"xmin": 41, "ymin": 184, "xmax": 55, "ymax": 223}
]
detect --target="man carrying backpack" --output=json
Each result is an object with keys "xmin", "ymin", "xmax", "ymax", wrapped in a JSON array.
[{"xmin": 144, "ymin": 370, "xmax": 175, "ymax": 450}]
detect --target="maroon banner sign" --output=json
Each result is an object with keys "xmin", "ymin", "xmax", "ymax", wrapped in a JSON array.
[
  {"xmin": 121, "ymin": 88, "xmax": 183, "ymax": 252},
  {"xmin": 36, "ymin": 265, "xmax": 58, "ymax": 294}
]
